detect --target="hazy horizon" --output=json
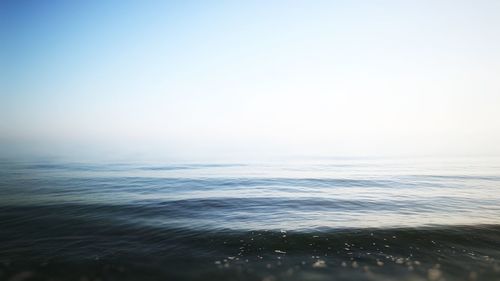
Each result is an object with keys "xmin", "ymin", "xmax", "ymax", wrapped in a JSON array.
[{"xmin": 2, "ymin": 0, "xmax": 500, "ymax": 161}]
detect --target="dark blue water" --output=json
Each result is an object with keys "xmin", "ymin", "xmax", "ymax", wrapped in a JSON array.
[{"xmin": 1, "ymin": 158, "xmax": 500, "ymax": 280}]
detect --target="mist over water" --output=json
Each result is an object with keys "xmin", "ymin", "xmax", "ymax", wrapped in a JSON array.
[{"xmin": 1, "ymin": 157, "xmax": 499, "ymax": 280}]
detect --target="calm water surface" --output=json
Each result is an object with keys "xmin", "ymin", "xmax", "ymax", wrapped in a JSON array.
[{"xmin": 1, "ymin": 157, "xmax": 499, "ymax": 280}]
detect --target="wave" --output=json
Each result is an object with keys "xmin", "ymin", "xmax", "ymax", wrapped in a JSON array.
[{"xmin": 1, "ymin": 205, "xmax": 499, "ymax": 281}]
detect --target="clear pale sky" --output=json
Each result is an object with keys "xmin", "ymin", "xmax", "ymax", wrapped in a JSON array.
[{"xmin": 1, "ymin": 0, "xmax": 500, "ymax": 160}]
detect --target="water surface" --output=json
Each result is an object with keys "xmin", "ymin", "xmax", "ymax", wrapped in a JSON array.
[{"xmin": 1, "ymin": 158, "xmax": 499, "ymax": 280}]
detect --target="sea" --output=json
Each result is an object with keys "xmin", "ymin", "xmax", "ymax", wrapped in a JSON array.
[{"xmin": 0, "ymin": 157, "xmax": 499, "ymax": 281}]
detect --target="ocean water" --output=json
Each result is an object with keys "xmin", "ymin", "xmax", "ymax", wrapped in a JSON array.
[{"xmin": 1, "ymin": 157, "xmax": 500, "ymax": 281}]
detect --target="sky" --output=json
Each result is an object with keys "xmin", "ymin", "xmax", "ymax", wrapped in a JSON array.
[{"xmin": 1, "ymin": 0, "xmax": 500, "ymax": 161}]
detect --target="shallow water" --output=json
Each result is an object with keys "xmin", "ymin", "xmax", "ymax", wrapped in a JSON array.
[{"xmin": 1, "ymin": 157, "xmax": 499, "ymax": 280}]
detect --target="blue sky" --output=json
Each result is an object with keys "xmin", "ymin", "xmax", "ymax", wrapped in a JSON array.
[{"xmin": 1, "ymin": 0, "xmax": 500, "ymax": 160}]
